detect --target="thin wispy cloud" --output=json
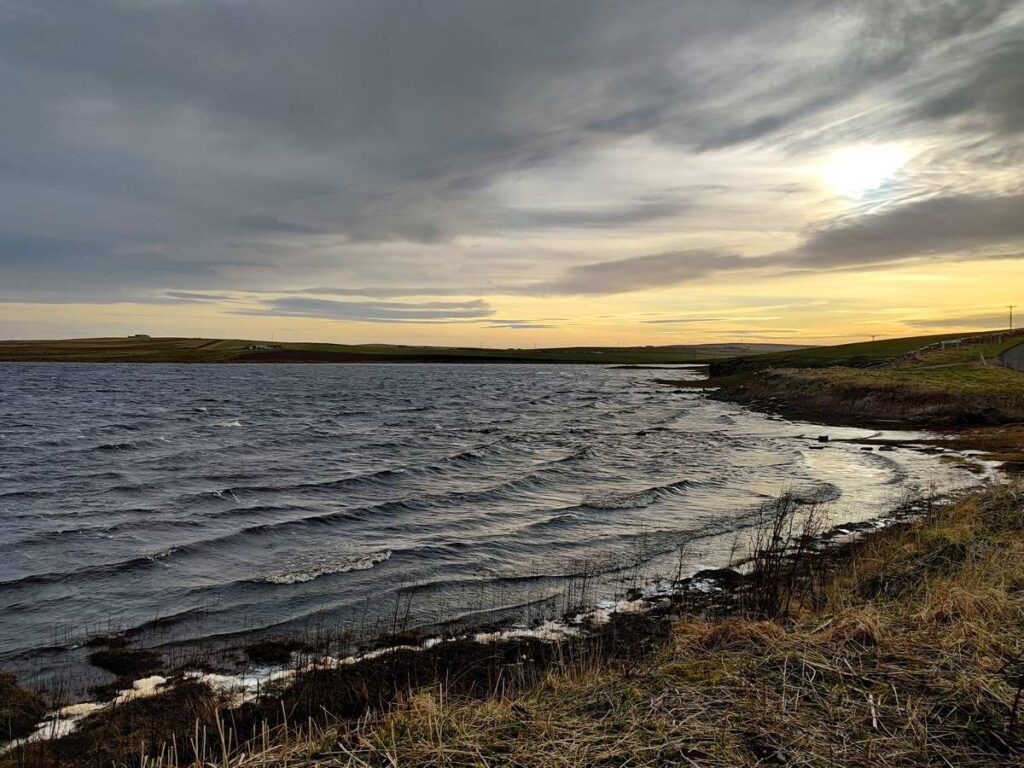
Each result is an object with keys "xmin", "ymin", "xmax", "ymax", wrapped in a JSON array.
[{"xmin": 235, "ymin": 297, "xmax": 495, "ymax": 323}]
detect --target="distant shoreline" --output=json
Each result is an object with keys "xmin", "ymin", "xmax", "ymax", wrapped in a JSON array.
[{"xmin": 0, "ymin": 336, "xmax": 805, "ymax": 366}]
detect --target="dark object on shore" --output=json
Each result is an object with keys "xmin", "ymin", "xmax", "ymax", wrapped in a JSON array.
[
  {"xmin": 817, "ymin": 435, "xmax": 830, "ymax": 443},
  {"xmin": 245, "ymin": 639, "xmax": 305, "ymax": 665},
  {"xmin": 690, "ymin": 568, "xmax": 747, "ymax": 590},
  {"xmin": 87, "ymin": 647, "xmax": 162, "ymax": 677},
  {"xmin": 0, "ymin": 672, "xmax": 47, "ymax": 742}
]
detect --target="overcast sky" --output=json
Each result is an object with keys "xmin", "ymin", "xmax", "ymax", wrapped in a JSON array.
[{"xmin": 2, "ymin": 0, "xmax": 1022, "ymax": 344}]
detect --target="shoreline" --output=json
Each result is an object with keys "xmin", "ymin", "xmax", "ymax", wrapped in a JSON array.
[
  {"xmin": 5, "ymin": 477, "xmax": 1013, "ymax": 765},
  {"xmin": 659, "ymin": 367, "xmax": 1024, "ymax": 475},
  {"xmin": 3, "ymin": 369, "xmax": 1021, "ymax": 765},
  {"xmin": 0, "ymin": 476, "xmax": 984, "ymax": 756}
]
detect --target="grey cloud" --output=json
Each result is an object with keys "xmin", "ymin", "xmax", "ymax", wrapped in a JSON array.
[
  {"xmin": 535, "ymin": 251, "xmax": 752, "ymax": 295},
  {"xmin": 791, "ymin": 192, "xmax": 1024, "ymax": 268},
  {"xmin": 235, "ymin": 297, "xmax": 494, "ymax": 323},
  {"xmin": 490, "ymin": 196, "xmax": 686, "ymax": 231},
  {"xmin": 0, "ymin": 1, "xmax": 1022, "ymax": 305},
  {"xmin": 164, "ymin": 291, "xmax": 241, "ymax": 303},
  {"xmin": 913, "ymin": 37, "xmax": 1024, "ymax": 133},
  {"xmin": 527, "ymin": 190, "xmax": 1024, "ymax": 296}
]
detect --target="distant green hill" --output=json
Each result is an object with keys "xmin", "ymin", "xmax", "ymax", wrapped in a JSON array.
[
  {"xmin": 0, "ymin": 337, "xmax": 807, "ymax": 365},
  {"xmin": 698, "ymin": 328, "xmax": 1024, "ymax": 428},
  {"xmin": 708, "ymin": 331, "xmax": 988, "ymax": 376}
]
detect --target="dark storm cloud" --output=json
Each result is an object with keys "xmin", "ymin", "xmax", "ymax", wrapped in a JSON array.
[
  {"xmin": 0, "ymin": 0, "xmax": 1021, "ymax": 301},
  {"xmin": 236, "ymin": 297, "xmax": 494, "ymax": 323}
]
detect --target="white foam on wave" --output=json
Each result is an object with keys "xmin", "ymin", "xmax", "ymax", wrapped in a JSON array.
[
  {"xmin": 584, "ymin": 488, "xmax": 657, "ymax": 510},
  {"xmin": 259, "ymin": 549, "xmax": 392, "ymax": 585},
  {"xmin": 147, "ymin": 546, "xmax": 178, "ymax": 562},
  {"xmin": 217, "ymin": 420, "xmax": 243, "ymax": 428},
  {"xmin": 186, "ymin": 668, "xmax": 299, "ymax": 708}
]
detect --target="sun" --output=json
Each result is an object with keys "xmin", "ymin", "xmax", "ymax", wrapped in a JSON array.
[{"xmin": 820, "ymin": 144, "xmax": 909, "ymax": 198}]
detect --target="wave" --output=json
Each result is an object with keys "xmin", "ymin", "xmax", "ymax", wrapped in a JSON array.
[
  {"xmin": 95, "ymin": 441, "xmax": 140, "ymax": 452},
  {"xmin": 0, "ymin": 550, "xmax": 175, "ymax": 591},
  {"xmin": 0, "ymin": 464, "xmax": 570, "ymax": 589},
  {"xmin": 0, "ymin": 516, "xmax": 197, "ymax": 549},
  {"xmin": 255, "ymin": 550, "xmax": 392, "ymax": 585},
  {"xmin": 788, "ymin": 482, "xmax": 842, "ymax": 505},
  {"xmin": 580, "ymin": 477, "xmax": 701, "ymax": 511},
  {"xmin": 195, "ymin": 441, "xmax": 579, "ymax": 506},
  {"xmin": 0, "ymin": 488, "xmax": 54, "ymax": 500},
  {"xmin": 583, "ymin": 488, "xmax": 658, "ymax": 510},
  {"xmin": 527, "ymin": 511, "xmax": 583, "ymax": 531},
  {"xmin": 860, "ymin": 450, "xmax": 911, "ymax": 486}
]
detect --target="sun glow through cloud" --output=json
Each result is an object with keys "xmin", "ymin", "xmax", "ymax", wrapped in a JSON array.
[{"xmin": 820, "ymin": 144, "xmax": 910, "ymax": 198}]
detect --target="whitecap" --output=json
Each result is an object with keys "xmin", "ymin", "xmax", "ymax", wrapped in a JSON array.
[
  {"xmin": 584, "ymin": 489, "xmax": 657, "ymax": 510},
  {"xmin": 259, "ymin": 550, "xmax": 392, "ymax": 585}
]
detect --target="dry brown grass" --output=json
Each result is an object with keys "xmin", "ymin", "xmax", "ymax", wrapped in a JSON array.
[
  {"xmin": 122, "ymin": 484, "xmax": 1024, "ymax": 767},
  {"xmin": 9, "ymin": 484, "xmax": 1024, "ymax": 767}
]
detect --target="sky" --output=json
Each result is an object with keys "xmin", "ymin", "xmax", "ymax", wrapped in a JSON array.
[{"xmin": 1, "ymin": 0, "xmax": 1023, "ymax": 346}]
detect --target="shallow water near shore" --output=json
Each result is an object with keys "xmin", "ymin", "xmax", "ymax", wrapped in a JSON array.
[{"xmin": 0, "ymin": 362, "xmax": 987, "ymax": 688}]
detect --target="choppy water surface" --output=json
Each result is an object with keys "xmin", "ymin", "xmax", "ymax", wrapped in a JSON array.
[{"xmin": 0, "ymin": 363, "xmax": 981, "ymax": 680}]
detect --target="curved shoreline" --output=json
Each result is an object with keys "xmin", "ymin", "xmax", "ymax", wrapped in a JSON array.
[{"xmin": 1, "ymin": 370, "xmax": 1016, "ymax": 762}]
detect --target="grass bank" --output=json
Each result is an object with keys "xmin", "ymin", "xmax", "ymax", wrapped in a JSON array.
[
  {"xmin": 5, "ymin": 484, "xmax": 1024, "ymax": 767},
  {"xmin": 673, "ymin": 332, "xmax": 1024, "ymax": 447},
  {"xmin": 717, "ymin": 364, "xmax": 1024, "ymax": 428},
  {"xmin": 336, "ymin": 483, "xmax": 1024, "ymax": 767}
]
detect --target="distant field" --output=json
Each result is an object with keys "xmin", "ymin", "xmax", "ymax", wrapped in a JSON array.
[
  {"xmin": 0, "ymin": 337, "xmax": 807, "ymax": 365},
  {"xmin": 707, "ymin": 329, "xmax": 1024, "ymax": 379},
  {"xmin": 708, "ymin": 331, "xmax": 988, "ymax": 375},
  {"xmin": 693, "ymin": 329, "xmax": 1024, "ymax": 428}
]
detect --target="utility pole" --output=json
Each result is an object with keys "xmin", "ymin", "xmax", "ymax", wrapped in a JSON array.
[
  {"xmin": 870, "ymin": 335, "xmax": 877, "ymax": 342},
  {"xmin": 1009, "ymin": 305, "xmax": 1017, "ymax": 331}
]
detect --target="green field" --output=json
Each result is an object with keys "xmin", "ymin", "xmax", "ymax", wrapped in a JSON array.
[
  {"xmin": 708, "ymin": 331, "xmax": 998, "ymax": 375},
  {"xmin": 693, "ymin": 329, "xmax": 1024, "ymax": 428},
  {"xmin": 0, "ymin": 336, "xmax": 805, "ymax": 365}
]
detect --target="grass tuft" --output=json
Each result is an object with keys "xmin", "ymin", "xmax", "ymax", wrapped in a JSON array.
[{"xmin": 6, "ymin": 482, "xmax": 1024, "ymax": 767}]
